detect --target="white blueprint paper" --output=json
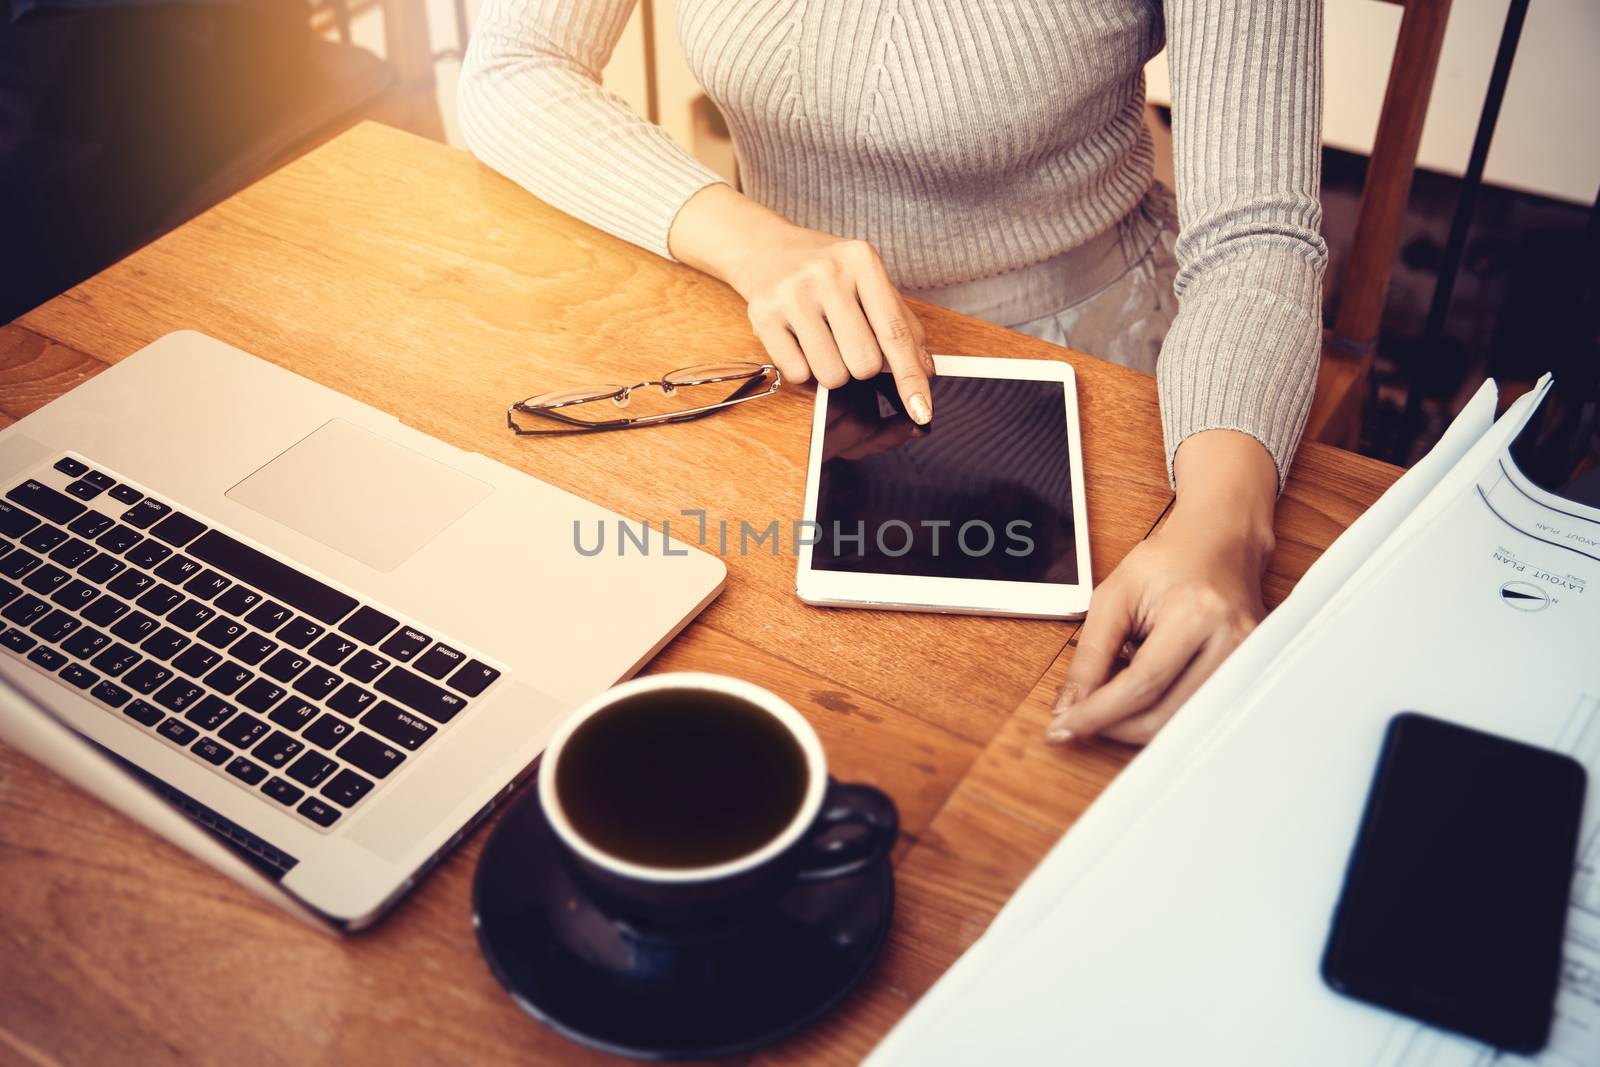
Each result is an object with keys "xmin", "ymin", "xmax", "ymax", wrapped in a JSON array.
[{"xmin": 870, "ymin": 378, "xmax": 1600, "ymax": 1065}]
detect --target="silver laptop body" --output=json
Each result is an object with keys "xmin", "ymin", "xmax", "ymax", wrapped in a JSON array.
[{"xmin": 0, "ymin": 331, "xmax": 725, "ymax": 928}]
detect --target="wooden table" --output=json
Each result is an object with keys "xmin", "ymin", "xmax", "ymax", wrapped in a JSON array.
[{"xmin": 0, "ymin": 123, "xmax": 1400, "ymax": 1066}]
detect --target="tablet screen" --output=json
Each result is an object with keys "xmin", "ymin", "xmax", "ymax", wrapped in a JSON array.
[{"xmin": 813, "ymin": 374, "xmax": 1078, "ymax": 584}]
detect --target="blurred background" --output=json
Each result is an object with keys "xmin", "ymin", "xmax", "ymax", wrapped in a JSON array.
[{"xmin": 3, "ymin": 0, "xmax": 1595, "ymax": 476}]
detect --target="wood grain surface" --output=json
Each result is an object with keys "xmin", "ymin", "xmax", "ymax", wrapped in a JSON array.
[{"xmin": 1, "ymin": 122, "xmax": 1400, "ymax": 1067}]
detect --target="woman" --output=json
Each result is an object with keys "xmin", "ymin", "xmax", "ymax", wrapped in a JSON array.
[{"xmin": 459, "ymin": 0, "xmax": 1326, "ymax": 745}]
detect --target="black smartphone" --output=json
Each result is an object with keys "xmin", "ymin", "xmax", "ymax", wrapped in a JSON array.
[{"xmin": 1322, "ymin": 712, "xmax": 1586, "ymax": 1052}]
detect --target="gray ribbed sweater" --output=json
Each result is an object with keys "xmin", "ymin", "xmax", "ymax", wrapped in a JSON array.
[{"xmin": 459, "ymin": 0, "xmax": 1327, "ymax": 486}]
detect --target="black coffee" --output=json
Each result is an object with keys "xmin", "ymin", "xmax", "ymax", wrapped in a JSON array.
[{"xmin": 553, "ymin": 689, "xmax": 810, "ymax": 869}]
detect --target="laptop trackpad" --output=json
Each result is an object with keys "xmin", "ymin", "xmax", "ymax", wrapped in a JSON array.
[{"xmin": 227, "ymin": 419, "xmax": 492, "ymax": 572}]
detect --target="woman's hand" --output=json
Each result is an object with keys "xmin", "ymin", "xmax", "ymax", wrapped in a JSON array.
[
  {"xmin": 1046, "ymin": 430, "xmax": 1279, "ymax": 746},
  {"xmin": 669, "ymin": 183, "xmax": 935, "ymax": 423}
]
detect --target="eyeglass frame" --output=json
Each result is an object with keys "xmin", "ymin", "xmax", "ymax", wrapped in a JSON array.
[{"xmin": 505, "ymin": 362, "xmax": 781, "ymax": 436}]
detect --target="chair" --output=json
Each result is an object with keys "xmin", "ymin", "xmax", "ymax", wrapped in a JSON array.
[{"xmin": 1308, "ymin": 0, "xmax": 1453, "ymax": 448}]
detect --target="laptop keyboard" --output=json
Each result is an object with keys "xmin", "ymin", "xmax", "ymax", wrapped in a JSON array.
[{"xmin": 0, "ymin": 453, "xmax": 504, "ymax": 832}]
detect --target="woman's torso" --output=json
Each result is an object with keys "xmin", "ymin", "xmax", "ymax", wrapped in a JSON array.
[{"xmin": 676, "ymin": 0, "xmax": 1166, "ymax": 289}]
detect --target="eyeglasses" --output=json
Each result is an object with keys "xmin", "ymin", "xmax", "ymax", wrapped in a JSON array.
[{"xmin": 506, "ymin": 362, "xmax": 781, "ymax": 436}]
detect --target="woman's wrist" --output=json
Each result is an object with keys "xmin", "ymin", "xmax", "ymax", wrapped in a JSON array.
[
  {"xmin": 668, "ymin": 183, "xmax": 804, "ymax": 296},
  {"xmin": 1170, "ymin": 429, "xmax": 1279, "ymax": 556}
]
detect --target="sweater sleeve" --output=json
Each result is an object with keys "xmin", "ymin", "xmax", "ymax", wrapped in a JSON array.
[
  {"xmin": 1157, "ymin": 0, "xmax": 1328, "ymax": 490},
  {"xmin": 457, "ymin": 0, "xmax": 726, "ymax": 260}
]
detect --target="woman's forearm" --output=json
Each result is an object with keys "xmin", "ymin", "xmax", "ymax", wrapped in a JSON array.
[
  {"xmin": 1171, "ymin": 429, "xmax": 1278, "ymax": 558},
  {"xmin": 668, "ymin": 184, "xmax": 796, "ymax": 296}
]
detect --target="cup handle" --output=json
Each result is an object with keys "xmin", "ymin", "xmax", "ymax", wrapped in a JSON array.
[{"xmin": 794, "ymin": 781, "xmax": 899, "ymax": 883}]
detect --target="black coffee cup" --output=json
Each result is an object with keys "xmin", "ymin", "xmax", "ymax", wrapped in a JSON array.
[{"xmin": 537, "ymin": 673, "xmax": 898, "ymax": 937}]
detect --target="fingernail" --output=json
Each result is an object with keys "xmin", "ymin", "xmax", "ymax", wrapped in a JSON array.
[
  {"xmin": 907, "ymin": 392, "xmax": 931, "ymax": 425},
  {"xmin": 1045, "ymin": 718, "xmax": 1074, "ymax": 744},
  {"xmin": 921, "ymin": 348, "xmax": 936, "ymax": 374}
]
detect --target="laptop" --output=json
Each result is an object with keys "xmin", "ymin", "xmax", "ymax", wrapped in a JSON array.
[{"xmin": 0, "ymin": 331, "xmax": 726, "ymax": 929}]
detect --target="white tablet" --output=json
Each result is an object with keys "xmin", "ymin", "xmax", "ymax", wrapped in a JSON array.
[{"xmin": 796, "ymin": 355, "xmax": 1093, "ymax": 619}]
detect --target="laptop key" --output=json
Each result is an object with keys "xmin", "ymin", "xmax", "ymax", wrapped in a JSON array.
[
  {"xmin": 22, "ymin": 525, "xmax": 67, "ymax": 553},
  {"xmin": 0, "ymin": 548, "xmax": 40, "ymax": 579},
  {"xmin": 185, "ymin": 570, "xmax": 230, "ymax": 601},
  {"xmin": 82, "ymin": 594, "xmax": 130, "ymax": 627},
  {"xmin": 59, "ymin": 663, "xmax": 97, "ymax": 689},
  {"xmin": 22, "ymin": 564, "xmax": 70, "ymax": 595},
  {"xmin": 150, "ymin": 512, "xmax": 206, "ymax": 548},
  {"xmin": 376, "ymin": 665, "xmax": 467, "ymax": 723},
  {"xmin": 91, "ymin": 643, "xmax": 141, "ymax": 677},
  {"xmin": 245, "ymin": 601, "xmax": 292, "ymax": 633},
  {"xmin": 190, "ymin": 737, "xmax": 232, "ymax": 767},
  {"xmin": 110, "ymin": 610, "xmax": 158, "ymax": 643},
  {"xmin": 67, "ymin": 510, "xmax": 114, "ymax": 539},
  {"xmin": 197, "ymin": 616, "xmax": 245, "ymax": 648},
  {"xmin": 27, "ymin": 646, "xmax": 66, "ymax": 671},
  {"xmin": 65, "ymin": 479, "xmax": 103, "ymax": 501},
  {"xmin": 360, "ymin": 701, "xmax": 436, "ymax": 751},
  {"xmin": 60, "ymin": 627, "xmax": 109, "ymax": 659},
  {"xmin": 237, "ymin": 678, "xmax": 285, "ymax": 713},
  {"xmin": 188, "ymin": 530, "xmax": 357, "ymax": 626},
  {"xmin": 225, "ymin": 757, "xmax": 267, "ymax": 787},
  {"xmin": 30, "ymin": 610, "xmax": 79, "ymax": 643},
  {"xmin": 262, "ymin": 776, "xmax": 304, "ymax": 805},
  {"xmin": 293, "ymin": 665, "xmax": 341, "ymax": 702},
  {"xmin": 140, "ymin": 627, "xmax": 190, "ymax": 661},
  {"xmin": 276, "ymin": 617, "xmax": 322, "ymax": 650},
  {"xmin": 229, "ymin": 632, "xmax": 276, "ymax": 666},
  {"xmin": 122, "ymin": 498, "xmax": 171, "ymax": 530},
  {"xmin": 52, "ymin": 457, "xmax": 88, "ymax": 478},
  {"xmin": 379, "ymin": 626, "xmax": 430, "ymax": 662},
  {"xmin": 204, "ymin": 663, "xmax": 253, "ymax": 696},
  {"xmin": 107, "ymin": 569, "xmax": 155, "ymax": 599},
  {"xmin": 123, "ymin": 699, "xmax": 164, "ymax": 727},
  {"xmin": 303, "ymin": 713, "xmax": 355, "ymax": 750},
  {"xmin": 8, "ymin": 479, "xmax": 85, "ymax": 524},
  {"xmin": 328, "ymin": 683, "xmax": 376, "ymax": 719},
  {"xmin": 338, "ymin": 606, "xmax": 399, "ymax": 645},
  {"xmin": 261, "ymin": 649, "xmax": 309, "ymax": 682},
  {"xmin": 341, "ymin": 650, "xmax": 390, "ymax": 684},
  {"xmin": 50, "ymin": 579, "xmax": 98, "ymax": 610},
  {"xmin": 414, "ymin": 643, "xmax": 464, "ymax": 680},
  {"xmin": 156, "ymin": 718, "xmax": 199, "ymax": 746},
  {"xmin": 308, "ymin": 633, "xmax": 357, "ymax": 666},
  {"xmin": 108, "ymin": 484, "xmax": 143, "ymax": 505},
  {"xmin": 77, "ymin": 552, "xmax": 125, "ymax": 584},
  {"xmin": 1, "ymin": 628, "xmax": 36, "ymax": 654},
  {"xmin": 214, "ymin": 585, "xmax": 262, "ymax": 617},
  {"xmin": 154, "ymin": 555, "xmax": 201, "ymax": 584},
  {"xmin": 172, "ymin": 644, "xmax": 221, "ymax": 677},
  {"xmin": 185, "ymin": 694, "xmax": 236, "ymax": 731},
  {"xmin": 0, "ymin": 580, "xmax": 17, "ymax": 608},
  {"xmin": 338, "ymin": 731, "xmax": 405, "ymax": 779},
  {"xmin": 153, "ymin": 678, "xmax": 203, "ymax": 712},
  {"xmin": 218, "ymin": 711, "xmax": 269, "ymax": 749},
  {"xmin": 448, "ymin": 659, "xmax": 502, "ymax": 698},
  {"xmin": 0, "ymin": 502, "xmax": 40, "ymax": 538},
  {"xmin": 96, "ymin": 524, "xmax": 142, "ymax": 554},
  {"xmin": 123, "ymin": 661, "xmax": 172, "ymax": 694},
  {"xmin": 48, "ymin": 538, "xmax": 96, "ymax": 569},
  {"xmin": 286, "ymin": 750, "xmax": 337, "ymax": 788},
  {"xmin": 125, "ymin": 540, "xmax": 172, "ymax": 570},
  {"xmin": 297, "ymin": 797, "xmax": 341, "ymax": 827},
  {"xmin": 166, "ymin": 600, "xmax": 215, "ymax": 633},
  {"xmin": 321, "ymin": 768, "xmax": 375, "ymax": 808},
  {"xmin": 3, "ymin": 594, "xmax": 50, "ymax": 627},
  {"xmin": 254, "ymin": 732, "xmax": 304, "ymax": 769},
  {"xmin": 82, "ymin": 470, "xmax": 114, "ymax": 492},
  {"xmin": 267, "ymin": 696, "xmax": 318, "ymax": 731},
  {"xmin": 91, "ymin": 680, "xmax": 131, "ymax": 708}
]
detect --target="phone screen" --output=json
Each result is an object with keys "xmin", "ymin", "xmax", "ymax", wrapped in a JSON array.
[
  {"xmin": 1322, "ymin": 712, "xmax": 1586, "ymax": 1052},
  {"xmin": 813, "ymin": 374, "xmax": 1077, "ymax": 583}
]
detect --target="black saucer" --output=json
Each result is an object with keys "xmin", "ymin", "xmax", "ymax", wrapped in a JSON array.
[{"xmin": 472, "ymin": 781, "xmax": 894, "ymax": 1061}]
